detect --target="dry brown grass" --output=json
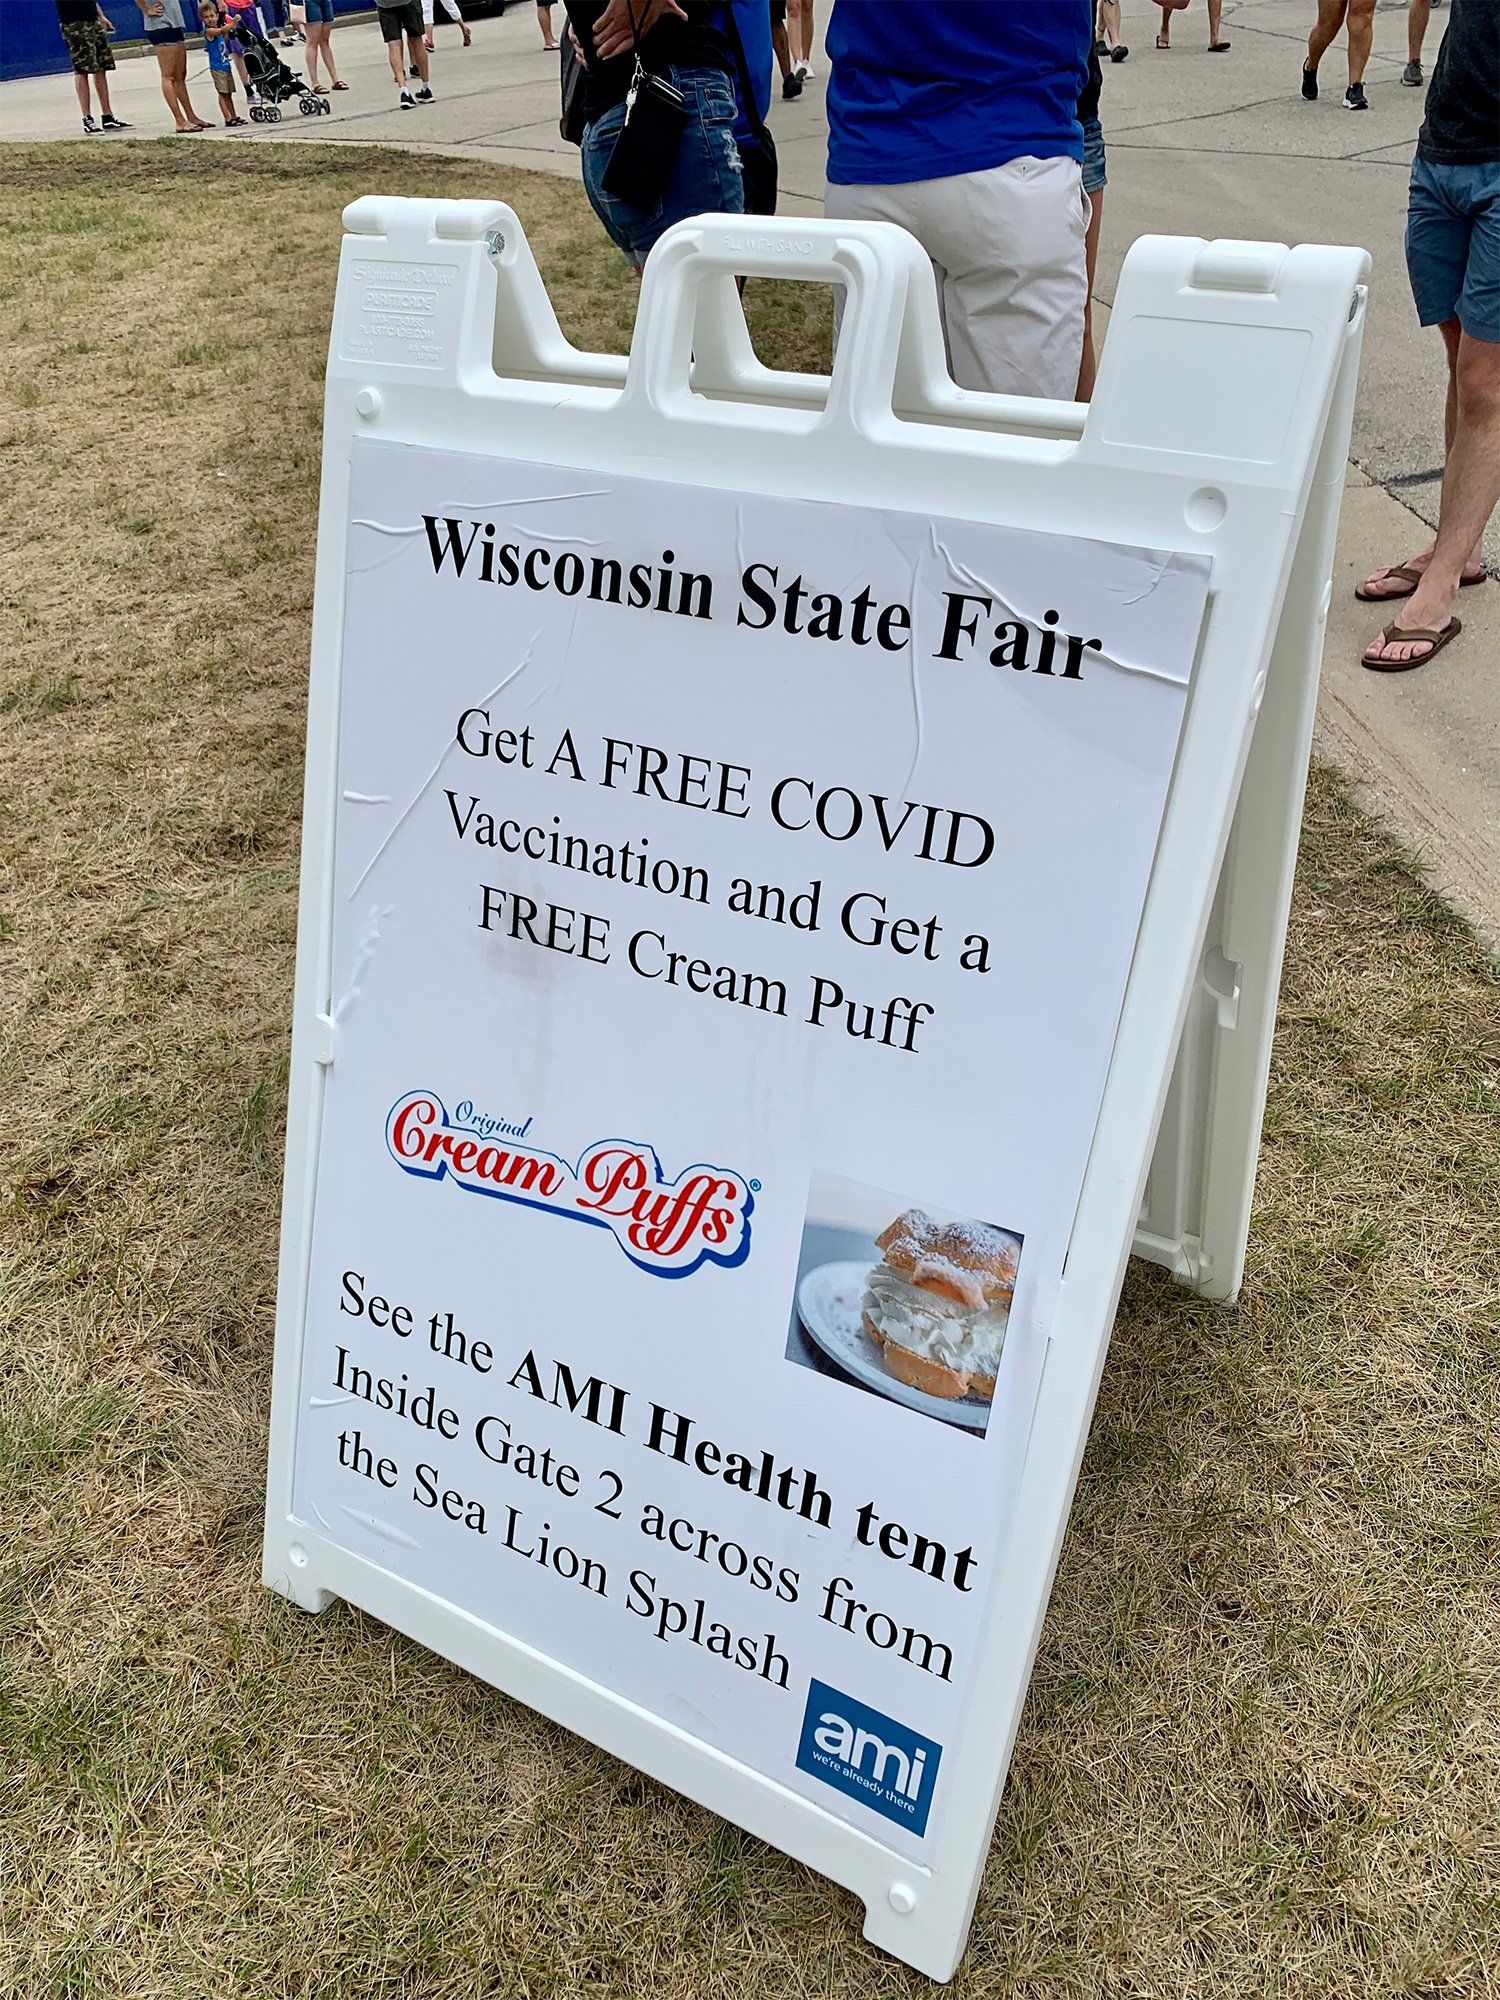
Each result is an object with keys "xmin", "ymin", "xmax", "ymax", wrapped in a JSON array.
[{"xmin": 1, "ymin": 143, "xmax": 1498, "ymax": 2000}]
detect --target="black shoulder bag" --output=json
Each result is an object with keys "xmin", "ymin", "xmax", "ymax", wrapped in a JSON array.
[{"xmin": 721, "ymin": 1, "xmax": 777, "ymax": 217}]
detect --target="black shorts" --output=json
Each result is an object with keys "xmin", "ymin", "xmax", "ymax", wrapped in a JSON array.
[
  {"xmin": 770, "ymin": 0, "xmax": 785, "ymax": 19},
  {"xmin": 378, "ymin": 0, "xmax": 422, "ymax": 40}
]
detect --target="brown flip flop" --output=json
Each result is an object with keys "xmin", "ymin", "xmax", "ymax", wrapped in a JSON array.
[
  {"xmin": 1361, "ymin": 617, "xmax": 1462, "ymax": 672},
  {"xmin": 1355, "ymin": 561, "xmax": 1487, "ymax": 602}
]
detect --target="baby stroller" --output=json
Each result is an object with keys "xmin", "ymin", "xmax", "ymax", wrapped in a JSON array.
[{"xmin": 240, "ymin": 19, "xmax": 331, "ymax": 120}]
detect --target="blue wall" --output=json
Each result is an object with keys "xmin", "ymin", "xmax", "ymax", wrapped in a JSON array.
[{"xmin": 0, "ymin": 0, "xmax": 370, "ymax": 80}]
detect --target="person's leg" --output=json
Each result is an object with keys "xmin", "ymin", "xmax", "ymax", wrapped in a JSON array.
[
  {"xmin": 1207, "ymin": 0, "xmax": 1228, "ymax": 47},
  {"xmin": 1367, "ymin": 326, "xmax": 1497, "ymax": 660},
  {"xmin": 386, "ymin": 26, "xmax": 406, "ymax": 84},
  {"xmin": 154, "ymin": 47, "xmax": 185, "ymax": 126},
  {"xmin": 421, "ymin": 0, "xmax": 434, "ymax": 49},
  {"xmin": 1097, "ymin": 0, "xmax": 1120, "ymax": 47},
  {"xmin": 1346, "ymin": 0, "xmax": 1375, "ymax": 84},
  {"xmin": 1077, "ymin": 190, "xmax": 1104, "ymax": 401},
  {"xmin": 73, "ymin": 69, "xmax": 91, "ymax": 117},
  {"xmin": 96, "ymin": 68, "xmax": 113, "ymax": 115},
  {"xmin": 305, "ymin": 19, "xmax": 322, "ymax": 82},
  {"xmin": 1408, "ymin": 0, "xmax": 1432, "ymax": 62},
  {"xmin": 788, "ymin": 0, "xmax": 811, "ymax": 71},
  {"xmin": 537, "ymin": 2, "xmax": 557, "ymax": 47},
  {"xmin": 1306, "ymin": 0, "xmax": 1348, "ymax": 71},
  {"xmin": 175, "ymin": 45, "xmax": 206, "ymax": 123},
  {"xmin": 320, "ymin": 19, "xmax": 342, "ymax": 82},
  {"xmin": 407, "ymin": 25, "xmax": 429, "ymax": 82}
]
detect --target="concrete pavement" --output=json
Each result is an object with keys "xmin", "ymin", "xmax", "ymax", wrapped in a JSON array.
[{"xmin": 3, "ymin": 0, "xmax": 1495, "ymax": 937}]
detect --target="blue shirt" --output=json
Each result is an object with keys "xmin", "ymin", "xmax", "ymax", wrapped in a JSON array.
[{"xmin": 826, "ymin": 0, "xmax": 1091, "ymax": 186}]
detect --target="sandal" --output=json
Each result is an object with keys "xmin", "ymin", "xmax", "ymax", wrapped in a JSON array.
[
  {"xmin": 1209, "ymin": 40, "xmax": 1231, "ymax": 51},
  {"xmin": 331, "ymin": 79, "xmax": 348, "ymax": 88},
  {"xmin": 1355, "ymin": 560, "xmax": 1487, "ymax": 602},
  {"xmin": 1361, "ymin": 618, "xmax": 1462, "ymax": 672},
  {"xmin": 313, "ymin": 82, "xmax": 329, "ymax": 91},
  {"xmin": 1156, "ymin": 34, "xmax": 1170, "ymax": 47}
]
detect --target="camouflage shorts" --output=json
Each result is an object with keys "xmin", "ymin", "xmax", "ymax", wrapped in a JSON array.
[{"xmin": 61, "ymin": 19, "xmax": 115, "ymax": 72}]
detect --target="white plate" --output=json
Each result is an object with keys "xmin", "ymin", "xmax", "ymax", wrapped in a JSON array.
[{"xmin": 796, "ymin": 1260, "xmax": 991, "ymax": 1433}]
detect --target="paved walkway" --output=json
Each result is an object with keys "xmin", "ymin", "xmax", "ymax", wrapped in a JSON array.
[{"xmin": 4, "ymin": 0, "xmax": 1495, "ymax": 937}]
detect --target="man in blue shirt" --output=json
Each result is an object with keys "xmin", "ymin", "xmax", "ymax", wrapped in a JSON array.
[{"xmin": 824, "ymin": 2, "xmax": 1092, "ymax": 401}]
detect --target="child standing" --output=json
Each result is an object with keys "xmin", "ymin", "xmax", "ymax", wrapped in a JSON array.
[{"xmin": 200, "ymin": 0, "xmax": 248, "ymax": 123}]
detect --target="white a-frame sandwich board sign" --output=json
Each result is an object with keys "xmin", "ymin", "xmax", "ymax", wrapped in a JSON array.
[{"xmin": 264, "ymin": 204, "xmax": 1368, "ymax": 1982}]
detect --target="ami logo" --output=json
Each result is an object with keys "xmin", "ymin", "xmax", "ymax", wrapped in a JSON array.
[{"xmin": 795, "ymin": 1679, "xmax": 942, "ymax": 1837}]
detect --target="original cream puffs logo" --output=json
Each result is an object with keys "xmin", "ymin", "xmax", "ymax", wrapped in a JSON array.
[{"xmin": 385, "ymin": 1091, "xmax": 754, "ymax": 1278}]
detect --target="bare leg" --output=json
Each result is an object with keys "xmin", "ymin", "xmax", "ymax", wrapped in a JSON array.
[
  {"xmin": 1346, "ymin": 0, "xmax": 1375, "ymax": 84},
  {"xmin": 1077, "ymin": 190, "xmax": 1104, "ymax": 402},
  {"xmin": 97, "ymin": 72, "xmax": 113, "ymax": 114},
  {"xmin": 304, "ymin": 22, "xmax": 321, "ymax": 83},
  {"xmin": 171, "ymin": 45, "xmax": 205, "ymax": 123},
  {"xmin": 1157, "ymin": 4, "xmax": 1172, "ymax": 46},
  {"xmin": 1366, "ymin": 325, "xmax": 1498, "ymax": 661},
  {"xmin": 1207, "ymin": 0, "xmax": 1227, "ymax": 44},
  {"xmin": 155, "ymin": 47, "xmax": 189, "ymax": 127},
  {"xmin": 1408, "ymin": 0, "xmax": 1432, "ymax": 61},
  {"xmin": 1306, "ymin": 0, "xmax": 1349, "ymax": 71},
  {"xmin": 1097, "ymin": 0, "xmax": 1121, "ymax": 47},
  {"xmin": 318, "ymin": 21, "xmax": 340, "ymax": 81},
  {"xmin": 73, "ymin": 70, "xmax": 91, "ymax": 116},
  {"xmin": 386, "ymin": 32, "xmax": 405, "ymax": 82},
  {"xmin": 537, "ymin": 1, "xmax": 557, "ymax": 48},
  {"xmin": 407, "ymin": 29, "xmax": 429, "ymax": 80},
  {"xmin": 787, "ymin": 0, "xmax": 812, "ymax": 67},
  {"xmin": 772, "ymin": 17, "xmax": 791, "ymax": 78}
]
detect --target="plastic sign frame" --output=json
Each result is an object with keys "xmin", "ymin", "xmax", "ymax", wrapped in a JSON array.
[{"xmin": 265, "ymin": 205, "xmax": 1368, "ymax": 1982}]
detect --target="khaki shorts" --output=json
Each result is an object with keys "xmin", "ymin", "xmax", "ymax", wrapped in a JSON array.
[
  {"xmin": 826, "ymin": 155, "xmax": 1090, "ymax": 403},
  {"xmin": 61, "ymin": 19, "xmax": 115, "ymax": 73}
]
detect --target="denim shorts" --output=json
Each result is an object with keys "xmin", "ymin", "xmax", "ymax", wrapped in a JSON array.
[
  {"xmin": 1081, "ymin": 115, "xmax": 1106, "ymax": 196},
  {"xmin": 304, "ymin": 0, "xmax": 334, "ymax": 21},
  {"xmin": 582, "ymin": 65, "xmax": 744, "ymax": 268},
  {"xmin": 1406, "ymin": 153, "xmax": 1499, "ymax": 343}
]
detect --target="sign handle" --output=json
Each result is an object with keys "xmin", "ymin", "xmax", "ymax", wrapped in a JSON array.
[{"xmin": 624, "ymin": 214, "xmax": 929, "ymax": 438}]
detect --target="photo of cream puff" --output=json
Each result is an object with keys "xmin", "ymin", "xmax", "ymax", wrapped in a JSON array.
[
  {"xmin": 861, "ymin": 1210, "xmax": 1019, "ymax": 1402},
  {"xmin": 787, "ymin": 1174, "xmax": 1024, "ymax": 1432}
]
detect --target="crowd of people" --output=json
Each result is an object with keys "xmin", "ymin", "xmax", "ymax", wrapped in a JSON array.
[
  {"xmin": 54, "ymin": 0, "xmax": 1496, "ymax": 671},
  {"xmin": 55, "ymin": 0, "xmax": 570, "ymax": 127}
]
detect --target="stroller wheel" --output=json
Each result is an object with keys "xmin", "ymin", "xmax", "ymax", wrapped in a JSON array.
[
  {"xmin": 299, "ymin": 93, "xmax": 316, "ymax": 113},
  {"xmin": 269, "ymin": 103, "xmax": 283, "ymax": 120},
  {"xmin": 317, "ymin": 98, "xmax": 332, "ymax": 114}
]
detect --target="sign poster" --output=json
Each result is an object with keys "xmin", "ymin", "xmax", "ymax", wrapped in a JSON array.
[{"xmin": 290, "ymin": 439, "xmax": 1208, "ymax": 1859}]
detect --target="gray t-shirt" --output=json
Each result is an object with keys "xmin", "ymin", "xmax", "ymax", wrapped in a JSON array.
[{"xmin": 140, "ymin": 0, "xmax": 185, "ymax": 31}]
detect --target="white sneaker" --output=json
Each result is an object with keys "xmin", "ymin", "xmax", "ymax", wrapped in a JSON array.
[{"xmin": 795, "ymin": 56, "xmax": 813, "ymax": 78}]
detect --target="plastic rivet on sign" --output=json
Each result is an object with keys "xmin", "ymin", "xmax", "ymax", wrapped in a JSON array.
[
  {"xmin": 888, "ymin": 1883, "xmax": 917, "ymax": 1915},
  {"xmin": 288, "ymin": 1544, "xmax": 310, "ymax": 1569},
  {"xmin": 354, "ymin": 388, "xmax": 382, "ymax": 421},
  {"xmin": 1184, "ymin": 488, "xmax": 1227, "ymax": 533}
]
